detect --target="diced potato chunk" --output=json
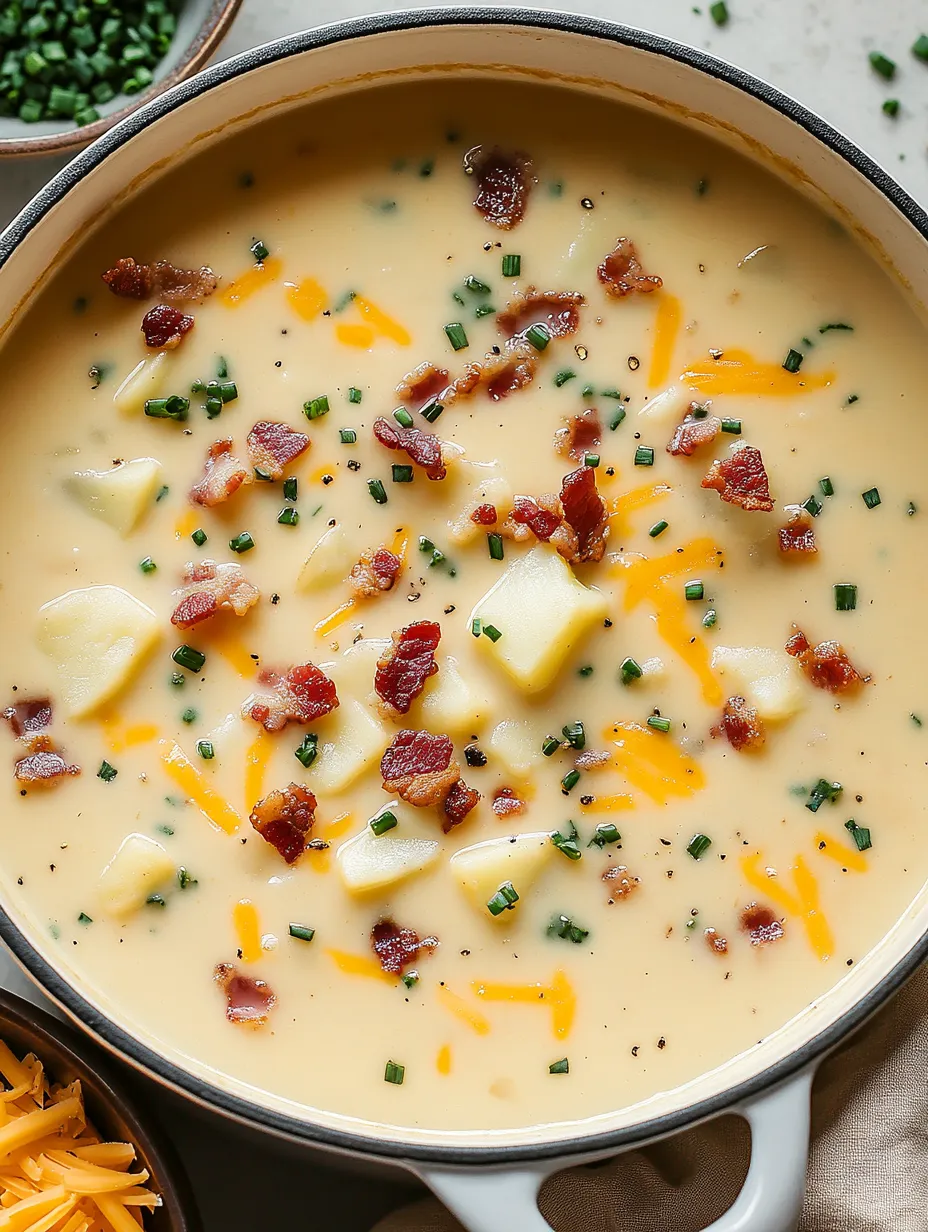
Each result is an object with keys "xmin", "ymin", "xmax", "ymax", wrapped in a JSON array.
[
  {"xmin": 418, "ymin": 656, "xmax": 491, "ymax": 733},
  {"xmin": 113, "ymin": 351, "xmax": 169, "ymax": 416},
  {"xmin": 448, "ymin": 460, "xmax": 513, "ymax": 545},
  {"xmin": 637, "ymin": 383, "xmax": 693, "ymax": 427},
  {"xmin": 308, "ymin": 698, "xmax": 386, "ymax": 793},
  {"xmin": 489, "ymin": 719, "xmax": 542, "ymax": 777},
  {"xmin": 64, "ymin": 457, "xmax": 164, "ymax": 536},
  {"xmin": 98, "ymin": 834, "xmax": 174, "ymax": 917},
  {"xmin": 469, "ymin": 546, "xmax": 608, "ymax": 692},
  {"xmin": 711, "ymin": 645, "xmax": 805, "ymax": 722},
  {"xmin": 328, "ymin": 638, "xmax": 388, "ymax": 702},
  {"xmin": 450, "ymin": 832, "xmax": 555, "ymax": 916},
  {"xmin": 337, "ymin": 805, "xmax": 440, "ymax": 893},
  {"xmin": 296, "ymin": 523, "xmax": 358, "ymax": 592},
  {"xmin": 36, "ymin": 586, "xmax": 160, "ymax": 718}
]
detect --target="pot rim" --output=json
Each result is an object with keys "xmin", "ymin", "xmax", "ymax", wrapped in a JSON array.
[{"xmin": 1, "ymin": 5, "xmax": 927, "ymax": 1167}]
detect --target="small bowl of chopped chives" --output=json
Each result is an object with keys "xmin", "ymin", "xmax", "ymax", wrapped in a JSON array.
[{"xmin": 0, "ymin": 0, "xmax": 242, "ymax": 159}]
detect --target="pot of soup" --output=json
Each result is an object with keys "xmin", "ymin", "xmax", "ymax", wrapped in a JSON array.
[{"xmin": 0, "ymin": 10, "xmax": 926, "ymax": 1231}]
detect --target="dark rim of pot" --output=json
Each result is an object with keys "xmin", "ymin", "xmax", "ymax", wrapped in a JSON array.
[{"xmin": 0, "ymin": 7, "xmax": 926, "ymax": 1168}]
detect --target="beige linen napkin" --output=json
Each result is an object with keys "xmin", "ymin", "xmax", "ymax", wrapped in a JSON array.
[{"xmin": 374, "ymin": 966, "xmax": 928, "ymax": 1231}]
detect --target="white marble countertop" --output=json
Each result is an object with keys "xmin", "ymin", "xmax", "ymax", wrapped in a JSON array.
[{"xmin": 1, "ymin": 1, "xmax": 927, "ymax": 1227}]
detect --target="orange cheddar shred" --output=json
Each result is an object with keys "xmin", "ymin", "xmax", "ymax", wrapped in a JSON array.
[
  {"xmin": 680, "ymin": 348, "xmax": 834, "ymax": 397},
  {"xmin": 472, "ymin": 969, "xmax": 576, "ymax": 1040},
  {"xmin": 648, "ymin": 293, "xmax": 682, "ymax": 389},
  {"xmin": 159, "ymin": 740, "xmax": 241, "ymax": 835},
  {"xmin": 219, "ymin": 257, "xmax": 283, "ymax": 307},
  {"xmin": 233, "ymin": 899, "xmax": 262, "ymax": 964},
  {"xmin": 607, "ymin": 721, "xmax": 706, "ymax": 804}
]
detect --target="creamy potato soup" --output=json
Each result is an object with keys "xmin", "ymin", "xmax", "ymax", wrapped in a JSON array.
[{"xmin": 0, "ymin": 77, "xmax": 926, "ymax": 1137}]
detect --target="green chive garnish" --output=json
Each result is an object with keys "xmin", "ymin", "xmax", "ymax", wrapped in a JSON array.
[
  {"xmin": 368, "ymin": 479, "xmax": 388, "ymax": 505},
  {"xmin": 421, "ymin": 401, "xmax": 444, "ymax": 423},
  {"xmin": 229, "ymin": 532, "xmax": 255, "ymax": 553},
  {"xmin": 845, "ymin": 820, "xmax": 872, "ymax": 851},
  {"xmin": 909, "ymin": 501, "xmax": 918, "ymax": 516},
  {"xmin": 483, "ymin": 624, "xmax": 503, "ymax": 643},
  {"xmin": 487, "ymin": 881, "xmax": 520, "ymax": 916},
  {"xmin": 577, "ymin": 665, "xmax": 594, "ymax": 678},
  {"xmin": 295, "ymin": 734, "xmax": 318, "ymax": 768},
  {"xmin": 561, "ymin": 770, "xmax": 580, "ymax": 794},
  {"xmin": 709, "ymin": 0, "xmax": 729, "ymax": 25},
  {"xmin": 561, "ymin": 721, "xmax": 585, "ymax": 750},
  {"xmin": 339, "ymin": 428, "xmax": 357, "ymax": 444},
  {"xmin": 78, "ymin": 912, "xmax": 93, "ymax": 925},
  {"xmin": 370, "ymin": 809, "xmax": 398, "ymax": 836},
  {"xmin": 196, "ymin": 740, "xmax": 215, "ymax": 760},
  {"xmin": 402, "ymin": 971, "xmax": 419, "ymax": 989},
  {"xmin": 393, "ymin": 406, "xmax": 414, "ymax": 428},
  {"xmin": 869, "ymin": 51, "xmax": 896, "ymax": 80},
  {"xmin": 172, "ymin": 645, "xmax": 206, "ymax": 673},
  {"xmin": 819, "ymin": 477, "xmax": 835, "ymax": 497},
  {"xmin": 554, "ymin": 369, "xmax": 576, "ymax": 388},
  {"xmin": 464, "ymin": 275, "xmax": 491, "ymax": 295},
  {"xmin": 283, "ymin": 477, "xmax": 298, "ymax": 502},
  {"xmin": 834, "ymin": 583, "xmax": 857, "ymax": 611},
  {"xmin": 391, "ymin": 464, "xmax": 414, "ymax": 483},
  {"xmin": 634, "ymin": 446, "xmax": 654, "ymax": 467},
  {"xmin": 882, "ymin": 98, "xmax": 900, "ymax": 117},
  {"xmin": 541, "ymin": 735, "xmax": 560, "ymax": 757},
  {"xmin": 547, "ymin": 913, "xmax": 589, "ymax": 943},
  {"xmin": 471, "ymin": 617, "xmax": 482, "ymax": 638},
  {"xmin": 687, "ymin": 833, "xmax": 712, "ymax": 859},
  {"xmin": 501, "ymin": 254, "xmax": 521, "ymax": 277},
  {"xmin": 802, "ymin": 495, "xmax": 823, "ymax": 518},
  {"xmin": 783, "ymin": 348, "xmax": 803, "ymax": 373},
  {"xmin": 487, "ymin": 532, "xmax": 504, "ymax": 560},
  {"xmin": 609, "ymin": 408, "xmax": 627, "ymax": 431},
  {"xmin": 620, "ymin": 657, "xmax": 643, "ymax": 684},
  {"xmin": 861, "ymin": 487, "xmax": 881, "ymax": 509},
  {"xmin": 144, "ymin": 395, "xmax": 189, "ymax": 420},
  {"xmin": 304, "ymin": 395, "xmax": 330, "ymax": 420},
  {"xmin": 178, "ymin": 867, "xmax": 197, "ymax": 890},
  {"xmin": 191, "ymin": 528, "xmax": 207, "ymax": 546},
  {"xmin": 806, "ymin": 779, "xmax": 842, "ymax": 812},
  {"xmin": 647, "ymin": 715, "xmax": 671, "ymax": 733},
  {"xmin": 649, "ymin": 520, "xmax": 669, "ymax": 538},
  {"xmin": 584, "ymin": 453, "xmax": 600, "ymax": 468},
  {"xmin": 588, "ymin": 822, "xmax": 622, "ymax": 849},
  {"xmin": 475, "ymin": 304, "xmax": 495, "ymax": 319},
  {"xmin": 170, "ymin": 672, "xmax": 185, "ymax": 688},
  {"xmin": 139, "ymin": 556, "xmax": 156, "ymax": 574},
  {"xmin": 444, "ymin": 322, "xmax": 469, "ymax": 351},
  {"xmin": 703, "ymin": 609, "xmax": 718, "ymax": 629},
  {"xmin": 551, "ymin": 822, "xmax": 583, "ymax": 860},
  {"xmin": 525, "ymin": 323, "xmax": 551, "ymax": 351},
  {"xmin": 277, "ymin": 508, "xmax": 299, "ymax": 526},
  {"xmin": 819, "ymin": 322, "xmax": 854, "ymax": 334},
  {"xmin": 146, "ymin": 894, "xmax": 166, "ymax": 909},
  {"xmin": 289, "ymin": 922, "xmax": 315, "ymax": 942},
  {"xmin": 348, "ymin": 387, "xmax": 363, "ymax": 405},
  {"xmin": 548, "ymin": 1058, "xmax": 570, "ymax": 1075},
  {"xmin": 181, "ymin": 708, "xmax": 197, "ymax": 725},
  {"xmin": 720, "ymin": 418, "xmax": 741, "ymax": 434},
  {"xmin": 97, "ymin": 760, "xmax": 117, "ymax": 782},
  {"xmin": 684, "ymin": 580, "xmax": 704, "ymax": 601},
  {"xmin": 384, "ymin": 1060, "xmax": 405, "ymax": 1085}
]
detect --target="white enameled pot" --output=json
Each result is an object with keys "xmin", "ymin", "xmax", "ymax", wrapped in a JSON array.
[{"xmin": 2, "ymin": 12, "xmax": 928, "ymax": 1231}]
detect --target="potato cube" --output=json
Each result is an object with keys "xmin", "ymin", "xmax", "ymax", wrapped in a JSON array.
[
  {"xmin": 711, "ymin": 645, "xmax": 805, "ymax": 722},
  {"xmin": 98, "ymin": 834, "xmax": 174, "ymax": 917},
  {"xmin": 337, "ymin": 805, "xmax": 440, "ymax": 894},
  {"xmin": 489, "ymin": 719, "xmax": 543, "ymax": 777},
  {"xmin": 308, "ymin": 698, "xmax": 386, "ymax": 793},
  {"xmin": 113, "ymin": 351, "xmax": 169, "ymax": 416},
  {"xmin": 418, "ymin": 655, "xmax": 491, "ymax": 733},
  {"xmin": 296, "ymin": 523, "xmax": 358, "ymax": 592},
  {"xmin": 450, "ymin": 832, "xmax": 555, "ymax": 916},
  {"xmin": 65, "ymin": 457, "xmax": 164, "ymax": 536}
]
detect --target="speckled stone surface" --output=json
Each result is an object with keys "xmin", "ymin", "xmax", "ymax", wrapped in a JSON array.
[{"xmin": 0, "ymin": 2, "xmax": 927, "ymax": 1228}]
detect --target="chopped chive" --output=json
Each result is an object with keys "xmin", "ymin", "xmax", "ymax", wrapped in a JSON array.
[
  {"xmin": 487, "ymin": 532, "xmax": 504, "ymax": 561},
  {"xmin": 577, "ymin": 665, "xmax": 594, "ymax": 678},
  {"xmin": 277, "ymin": 508, "xmax": 299, "ymax": 526},
  {"xmin": 584, "ymin": 453, "xmax": 600, "ymax": 468},
  {"xmin": 452, "ymin": 291, "xmax": 465, "ymax": 307},
  {"xmin": 251, "ymin": 239, "xmax": 270, "ymax": 261},
  {"xmin": 421, "ymin": 400, "xmax": 444, "ymax": 423},
  {"xmin": 601, "ymin": 389, "xmax": 624, "ymax": 400},
  {"xmin": 289, "ymin": 922, "xmax": 315, "ymax": 942},
  {"xmin": 806, "ymin": 779, "xmax": 843, "ymax": 813},
  {"xmin": 802, "ymin": 494, "xmax": 823, "ymax": 518},
  {"xmin": 391, "ymin": 464, "xmax": 414, "ymax": 483},
  {"xmin": 869, "ymin": 51, "xmax": 896, "ymax": 80},
  {"xmin": 845, "ymin": 820, "xmax": 872, "ymax": 852},
  {"xmin": 196, "ymin": 740, "xmax": 215, "ymax": 761},
  {"xmin": 634, "ymin": 445, "xmax": 654, "ymax": 467},
  {"xmin": 139, "ymin": 556, "xmax": 156, "ymax": 574},
  {"xmin": 393, "ymin": 406, "xmax": 414, "ymax": 428},
  {"xmin": 304, "ymin": 395, "xmax": 330, "ymax": 420},
  {"xmin": 295, "ymin": 734, "xmax": 318, "ymax": 768},
  {"xmin": 144, "ymin": 395, "xmax": 189, "ymax": 420},
  {"xmin": 648, "ymin": 520, "xmax": 669, "ymax": 538},
  {"xmin": 819, "ymin": 477, "xmax": 835, "ymax": 497},
  {"xmin": 551, "ymin": 822, "xmax": 583, "ymax": 860},
  {"xmin": 684, "ymin": 580, "xmax": 704, "ymax": 601},
  {"xmin": 97, "ymin": 760, "xmax": 117, "ymax": 783},
  {"xmin": 561, "ymin": 769, "xmax": 580, "ymax": 794},
  {"xmin": 620, "ymin": 657, "xmax": 643, "ymax": 685},
  {"xmin": 370, "ymin": 809, "xmax": 398, "ymax": 836},
  {"xmin": 471, "ymin": 617, "xmax": 482, "ymax": 638},
  {"xmin": 861, "ymin": 487, "xmax": 881, "ymax": 509},
  {"xmin": 702, "ymin": 609, "xmax": 718, "ymax": 629},
  {"xmin": 846, "ymin": 393, "xmax": 859, "ymax": 405},
  {"xmin": 368, "ymin": 479, "xmax": 388, "ymax": 505},
  {"xmin": 463, "ymin": 275, "xmax": 491, "ymax": 295},
  {"xmin": 541, "ymin": 735, "xmax": 560, "ymax": 757},
  {"xmin": 156, "ymin": 486, "xmax": 170, "ymax": 502},
  {"xmin": 501, "ymin": 254, "xmax": 521, "ymax": 277},
  {"xmin": 913, "ymin": 33, "xmax": 928, "ymax": 61},
  {"xmin": 339, "ymin": 428, "xmax": 357, "ymax": 444},
  {"xmin": 78, "ymin": 912, "xmax": 93, "ymax": 926},
  {"xmin": 582, "ymin": 384, "xmax": 595, "ymax": 398},
  {"xmin": 588, "ymin": 822, "xmax": 622, "ymax": 849},
  {"xmin": 229, "ymin": 532, "xmax": 255, "ymax": 553},
  {"xmin": 912, "ymin": 714, "xmax": 924, "ymax": 727},
  {"xmin": 609, "ymin": 408, "xmax": 627, "ymax": 431},
  {"xmin": 547, "ymin": 913, "xmax": 589, "ymax": 943},
  {"xmin": 554, "ymin": 369, "xmax": 576, "ymax": 388},
  {"xmin": 402, "ymin": 971, "xmax": 419, "ymax": 989},
  {"xmin": 687, "ymin": 833, "xmax": 712, "ymax": 860},
  {"xmin": 720, "ymin": 418, "xmax": 741, "ymax": 434},
  {"xmin": 178, "ymin": 867, "xmax": 197, "ymax": 890},
  {"xmin": 525, "ymin": 323, "xmax": 551, "ymax": 351},
  {"xmin": 561, "ymin": 721, "xmax": 585, "ymax": 750},
  {"xmin": 487, "ymin": 881, "xmax": 520, "ymax": 916},
  {"xmin": 348, "ymin": 387, "xmax": 363, "ymax": 404},
  {"xmin": 146, "ymin": 894, "xmax": 167, "ymax": 909},
  {"xmin": 172, "ymin": 645, "xmax": 206, "ymax": 673},
  {"xmin": 709, "ymin": 0, "xmax": 729, "ymax": 25},
  {"xmin": 181, "ymin": 708, "xmax": 197, "ymax": 725},
  {"xmin": 819, "ymin": 322, "xmax": 854, "ymax": 334},
  {"xmin": 444, "ymin": 322, "xmax": 469, "ymax": 351},
  {"xmin": 783, "ymin": 348, "xmax": 803, "ymax": 373},
  {"xmin": 834, "ymin": 583, "xmax": 857, "ymax": 611},
  {"xmin": 548, "ymin": 1058, "xmax": 570, "ymax": 1075},
  {"xmin": 384, "ymin": 1060, "xmax": 405, "ymax": 1085},
  {"xmin": 483, "ymin": 624, "xmax": 503, "ymax": 643},
  {"xmin": 647, "ymin": 715, "xmax": 671, "ymax": 733},
  {"xmin": 170, "ymin": 672, "xmax": 185, "ymax": 688},
  {"xmin": 283, "ymin": 478, "xmax": 298, "ymax": 502},
  {"xmin": 191, "ymin": 528, "xmax": 207, "ymax": 546}
]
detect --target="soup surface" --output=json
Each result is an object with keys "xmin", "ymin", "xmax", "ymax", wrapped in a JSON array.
[{"xmin": 0, "ymin": 77, "xmax": 926, "ymax": 1137}]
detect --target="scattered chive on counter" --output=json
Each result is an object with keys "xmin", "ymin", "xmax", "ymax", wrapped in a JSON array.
[{"xmin": 869, "ymin": 51, "xmax": 896, "ymax": 80}]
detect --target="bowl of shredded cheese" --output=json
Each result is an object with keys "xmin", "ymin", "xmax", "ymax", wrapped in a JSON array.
[{"xmin": 0, "ymin": 989, "xmax": 198, "ymax": 1232}]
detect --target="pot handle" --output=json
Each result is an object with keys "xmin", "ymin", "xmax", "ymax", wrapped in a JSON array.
[{"xmin": 417, "ymin": 1070, "xmax": 813, "ymax": 1232}]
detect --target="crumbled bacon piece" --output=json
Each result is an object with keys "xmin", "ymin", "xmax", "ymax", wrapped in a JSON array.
[
  {"xmin": 396, "ymin": 362, "xmax": 451, "ymax": 410},
  {"xmin": 373, "ymin": 417, "xmax": 446, "ymax": 480},
  {"xmin": 497, "ymin": 289, "xmax": 584, "ymax": 340},
  {"xmin": 3, "ymin": 699, "xmax": 52, "ymax": 738},
  {"xmin": 492, "ymin": 787, "xmax": 524, "ymax": 818},
  {"xmin": 464, "ymin": 146, "xmax": 533, "ymax": 229},
  {"xmin": 453, "ymin": 341, "xmax": 538, "ymax": 402},
  {"xmin": 171, "ymin": 560, "xmax": 259, "ymax": 628},
  {"xmin": 442, "ymin": 779, "xmax": 481, "ymax": 832},
  {"xmin": 246, "ymin": 421, "xmax": 310, "ymax": 480},
  {"xmin": 141, "ymin": 303, "xmax": 193, "ymax": 349},
  {"xmin": 603, "ymin": 865, "xmax": 640, "ymax": 903},
  {"xmin": 375, "ymin": 621, "xmax": 441, "ymax": 716},
  {"xmin": 785, "ymin": 628, "xmax": 866, "ymax": 693},
  {"xmin": 701, "ymin": 443, "xmax": 774, "ymax": 512},
  {"xmin": 244, "ymin": 664, "xmax": 339, "ymax": 732},
  {"xmin": 102, "ymin": 257, "xmax": 217, "ymax": 302},
  {"xmin": 597, "ymin": 239, "xmax": 663, "ymax": 298},
  {"xmin": 740, "ymin": 904, "xmax": 784, "ymax": 946},
  {"xmin": 778, "ymin": 511, "xmax": 817, "ymax": 555},
  {"xmin": 348, "ymin": 547, "xmax": 402, "ymax": 599},
  {"xmin": 214, "ymin": 963, "xmax": 275, "ymax": 1026},
  {"xmin": 189, "ymin": 439, "xmax": 251, "ymax": 507},
  {"xmin": 668, "ymin": 408, "xmax": 722, "ymax": 456},
  {"xmin": 371, "ymin": 919, "xmax": 438, "ymax": 976},
  {"xmin": 14, "ymin": 738, "xmax": 79, "ymax": 788},
  {"xmin": 560, "ymin": 465, "xmax": 609, "ymax": 562},
  {"xmin": 511, "ymin": 494, "xmax": 562, "ymax": 541},
  {"xmin": 470, "ymin": 503, "xmax": 498, "ymax": 526},
  {"xmin": 714, "ymin": 696, "xmax": 765, "ymax": 751},
  {"xmin": 250, "ymin": 784, "xmax": 316, "ymax": 864},
  {"xmin": 555, "ymin": 408, "xmax": 601, "ymax": 460},
  {"xmin": 381, "ymin": 730, "xmax": 460, "ymax": 808},
  {"xmin": 705, "ymin": 927, "xmax": 729, "ymax": 955}
]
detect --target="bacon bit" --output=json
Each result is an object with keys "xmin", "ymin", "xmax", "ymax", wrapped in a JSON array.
[
  {"xmin": 244, "ymin": 664, "xmax": 339, "ymax": 732},
  {"xmin": 497, "ymin": 288, "xmax": 584, "ymax": 340},
  {"xmin": 373, "ymin": 417, "xmax": 446, "ymax": 481},
  {"xmin": 740, "ymin": 903, "xmax": 785, "ymax": 946},
  {"xmin": 453, "ymin": 340, "xmax": 538, "ymax": 402},
  {"xmin": 214, "ymin": 963, "xmax": 276, "ymax": 1026},
  {"xmin": 464, "ymin": 146, "xmax": 533, "ymax": 230},
  {"xmin": 348, "ymin": 547, "xmax": 402, "ymax": 599},
  {"xmin": 14, "ymin": 737, "xmax": 80, "ymax": 787},
  {"xmin": 141, "ymin": 303, "xmax": 194, "ymax": 349},
  {"xmin": 603, "ymin": 865, "xmax": 640, "ymax": 903},
  {"xmin": 371, "ymin": 919, "xmax": 438, "ymax": 976},
  {"xmin": 491, "ymin": 787, "xmax": 524, "ymax": 818},
  {"xmin": 701, "ymin": 443, "xmax": 774, "ymax": 512},
  {"xmin": 246, "ymin": 421, "xmax": 310, "ymax": 480},
  {"xmin": 561, "ymin": 465, "xmax": 609, "ymax": 562},
  {"xmin": 705, "ymin": 927, "xmax": 729, "ymax": 955},
  {"xmin": 778, "ymin": 510, "xmax": 817, "ymax": 555},
  {"xmin": 511, "ymin": 494, "xmax": 562, "ymax": 541},
  {"xmin": 381, "ymin": 729, "xmax": 460, "ymax": 808},
  {"xmin": 714, "ymin": 696, "xmax": 765, "ymax": 752},
  {"xmin": 396, "ymin": 361, "xmax": 451, "ymax": 410},
  {"xmin": 597, "ymin": 239, "xmax": 663, "ymax": 298},
  {"xmin": 442, "ymin": 778, "xmax": 481, "ymax": 832},
  {"xmin": 785, "ymin": 627, "xmax": 866, "ymax": 693},
  {"xmin": 171, "ymin": 560, "xmax": 260, "ymax": 628},
  {"xmin": 3, "ymin": 699, "xmax": 52, "ymax": 738},
  {"xmin": 102, "ymin": 257, "xmax": 218, "ymax": 302},
  {"xmin": 250, "ymin": 783, "xmax": 316, "ymax": 864},
  {"xmin": 470, "ymin": 503, "xmax": 498, "ymax": 526},
  {"xmin": 375, "ymin": 622, "xmax": 441, "ymax": 716},
  {"xmin": 575, "ymin": 749, "xmax": 611, "ymax": 771},
  {"xmin": 189, "ymin": 439, "xmax": 251, "ymax": 507},
  {"xmin": 668, "ymin": 408, "xmax": 722, "ymax": 457},
  {"xmin": 555, "ymin": 408, "xmax": 601, "ymax": 460}
]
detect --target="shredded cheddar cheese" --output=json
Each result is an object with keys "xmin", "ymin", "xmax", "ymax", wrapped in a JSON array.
[
  {"xmin": 436, "ymin": 986, "xmax": 491, "ymax": 1036},
  {"xmin": 608, "ymin": 721, "xmax": 705, "ymax": 805},
  {"xmin": 435, "ymin": 1045, "xmax": 452, "ymax": 1076},
  {"xmin": 172, "ymin": 510, "xmax": 199, "ymax": 541},
  {"xmin": 335, "ymin": 323, "xmax": 376, "ymax": 348},
  {"xmin": 680, "ymin": 348, "xmax": 835, "ymax": 396},
  {"xmin": 233, "ymin": 899, "xmax": 262, "ymax": 964},
  {"xmin": 648, "ymin": 293, "xmax": 682, "ymax": 389},
  {"xmin": 740, "ymin": 853, "xmax": 834, "ymax": 961},
  {"xmin": 313, "ymin": 599, "xmax": 359, "ymax": 638},
  {"xmin": 324, "ymin": 949, "xmax": 394, "ymax": 984},
  {"xmin": 159, "ymin": 741, "xmax": 242, "ymax": 835},
  {"xmin": 219, "ymin": 257, "xmax": 283, "ymax": 307},
  {"xmin": 814, "ymin": 832, "xmax": 868, "ymax": 874},
  {"xmin": 472, "ymin": 969, "xmax": 576, "ymax": 1040},
  {"xmin": 608, "ymin": 482, "xmax": 672, "ymax": 537},
  {"xmin": 352, "ymin": 295, "xmax": 411, "ymax": 346},
  {"xmin": 285, "ymin": 277, "xmax": 328, "ymax": 321},
  {"xmin": 243, "ymin": 729, "xmax": 271, "ymax": 812},
  {"xmin": 579, "ymin": 793, "xmax": 635, "ymax": 813}
]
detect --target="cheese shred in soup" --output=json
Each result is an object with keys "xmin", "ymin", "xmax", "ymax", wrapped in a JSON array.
[{"xmin": 0, "ymin": 77, "xmax": 926, "ymax": 1135}]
